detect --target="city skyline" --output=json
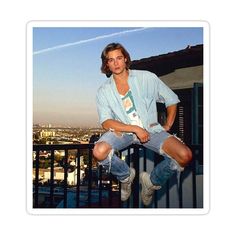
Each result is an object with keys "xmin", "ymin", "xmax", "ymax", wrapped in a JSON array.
[{"xmin": 32, "ymin": 22, "xmax": 203, "ymax": 127}]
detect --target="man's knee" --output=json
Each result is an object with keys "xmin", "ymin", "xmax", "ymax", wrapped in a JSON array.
[
  {"xmin": 179, "ymin": 147, "xmax": 192, "ymax": 167},
  {"xmin": 93, "ymin": 141, "xmax": 112, "ymax": 161}
]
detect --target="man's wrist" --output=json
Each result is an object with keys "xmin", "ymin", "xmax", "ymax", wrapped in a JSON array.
[{"xmin": 164, "ymin": 123, "xmax": 172, "ymax": 130}]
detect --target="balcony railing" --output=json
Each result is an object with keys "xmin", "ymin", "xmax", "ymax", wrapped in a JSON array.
[{"xmin": 33, "ymin": 143, "xmax": 203, "ymax": 208}]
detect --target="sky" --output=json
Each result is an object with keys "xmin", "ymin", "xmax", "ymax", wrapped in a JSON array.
[{"xmin": 32, "ymin": 25, "xmax": 203, "ymax": 127}]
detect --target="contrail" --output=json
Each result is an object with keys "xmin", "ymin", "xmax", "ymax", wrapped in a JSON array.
[{"xmin": 33, "ymin": 27, "xmax": 149, "ymax": 55}]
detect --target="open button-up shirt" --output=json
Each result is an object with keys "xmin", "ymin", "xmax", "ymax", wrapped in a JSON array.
[{"xmin": 96, "ymin": 70, "xmax": 180, "ymax": 134}]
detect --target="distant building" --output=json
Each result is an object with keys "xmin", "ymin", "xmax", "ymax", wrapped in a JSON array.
[
  {"xmin": 39, "ymin": 129, "xmax": 55, "ymax": 138},
  {"xmin": 34, "ymin": 167, "xmax": 84, "ymax": 186}
]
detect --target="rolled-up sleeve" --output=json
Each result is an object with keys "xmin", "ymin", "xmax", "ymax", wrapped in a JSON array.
[
  {"xmin": 96, "ymin": 88, "xmax": 114, "ymax": 125},
  {"xmin": 149, "ymin": 72, "xmax": 180, "ymax": 107}
]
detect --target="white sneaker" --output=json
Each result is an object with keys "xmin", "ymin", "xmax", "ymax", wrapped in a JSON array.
[
  {"xmin": 121, "ymin": 167, "xmax": 136, "ymax": 201},
  {"xmin": 140, "ymin": 172, "xmax": 161, "ymax": 206}
]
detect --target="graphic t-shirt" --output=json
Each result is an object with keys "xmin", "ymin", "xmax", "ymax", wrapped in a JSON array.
[{"xmin": 120, "ymin": 90, "xmax": 143, "ymax": 127}]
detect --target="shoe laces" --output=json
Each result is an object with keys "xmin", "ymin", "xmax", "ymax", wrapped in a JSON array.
[
  {"xmin": 146, "ymin": 185, "xmax": 159, "ymax": 196},
  {"xmin": 122, "ymin": 174, "xmax": 132, "ymax": 187}
]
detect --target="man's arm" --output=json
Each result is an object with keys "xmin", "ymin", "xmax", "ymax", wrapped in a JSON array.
[
  {"xmin": 162, "ymin": 104, "xmax": 177, "ymax": 132},
  {"xmin": 96, "ymin": 90, "xmax": 149, "ymax": 142},
  {"xmin": 102, "ymin": 119, "xmax": 150, "ymax": 143}
]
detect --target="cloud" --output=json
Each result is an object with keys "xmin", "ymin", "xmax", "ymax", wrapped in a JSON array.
[{"xmin": 33, "ymin": 27, "xmax": 149, "ymax": 55}]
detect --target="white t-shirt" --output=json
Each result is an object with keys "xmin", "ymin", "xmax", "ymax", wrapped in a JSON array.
[{"xmin": 120, "ymin": 90, "xmax": 143, "ymax": 128}]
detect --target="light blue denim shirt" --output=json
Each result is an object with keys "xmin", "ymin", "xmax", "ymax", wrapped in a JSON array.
[{"xmin": 96, "ymin": 70, "xmax": 180, "ymax": 134}]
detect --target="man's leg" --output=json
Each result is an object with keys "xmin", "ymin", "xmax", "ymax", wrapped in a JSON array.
[
  {"xmin": 93, "ymin": 131, "xmax": 135, "ymax": 201},
  {"xmin": 149, "ymin": 156, "xmax": 176, "ymax": 186},
  {"xmin": 140, "ymin": 131, "xmax": 192, "ymax": 206},
  {"xmin": 161, "ymin": 135, "xmax": 192, "ymax": 167}
]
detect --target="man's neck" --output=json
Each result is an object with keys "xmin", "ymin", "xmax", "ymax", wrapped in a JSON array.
[{"xmin": 113, "ymin": 69, "xmax": 129, "ymax": 84}]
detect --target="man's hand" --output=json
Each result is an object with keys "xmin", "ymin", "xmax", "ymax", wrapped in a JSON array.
[
  {"xmin": 102, "ymin": 120, "xmax": 150, "ymax": 143},
  {"xmin": 133, "ymin": 126, "xmax": 150, "ymax": 143},
  {"xmin": 162, "ymin": 124, "xmax": 171, "ymax": 132}
]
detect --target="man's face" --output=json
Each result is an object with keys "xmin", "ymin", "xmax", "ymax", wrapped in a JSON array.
[{"xmin": 106, "ymin": 49, "xmax": 127, "ymax": 75}]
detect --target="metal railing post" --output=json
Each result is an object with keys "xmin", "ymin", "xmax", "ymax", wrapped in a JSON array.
[
  {"xmin": 63, "ymin": 149, "xmax": 68, "ymax": 208},
  {"xmin": 133, "ymin": 145, "xmax": 140, "ymax": 208}
]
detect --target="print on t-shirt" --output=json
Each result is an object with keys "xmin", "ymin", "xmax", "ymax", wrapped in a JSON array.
[{"xmin": 121, "ymin": 90, "xmax": 143, "ymax": 127}]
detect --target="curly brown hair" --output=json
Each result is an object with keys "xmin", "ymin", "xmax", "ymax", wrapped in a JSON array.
[{"xmin": 100, "ymin": 43, "xmax": 131, "ymax": 77}]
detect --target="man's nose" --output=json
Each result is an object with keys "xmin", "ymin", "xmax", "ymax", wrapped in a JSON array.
[{"xmin": 114, "ymin": 58, "xmax": 118, "ymax": 65}]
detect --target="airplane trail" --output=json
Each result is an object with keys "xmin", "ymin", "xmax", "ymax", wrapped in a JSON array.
[{"xmin": 33, "ymin": 27, "xmax": 149, "ymax": 55}]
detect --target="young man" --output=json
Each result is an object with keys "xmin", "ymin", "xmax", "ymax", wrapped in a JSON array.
[{"xmin": 93, "ymin": 43, "xmax": 192, "ymax": 206}]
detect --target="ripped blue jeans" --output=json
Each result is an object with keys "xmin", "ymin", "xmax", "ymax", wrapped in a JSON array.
[{"xmin": 96, "ymin": 130, "xmax": 182, "ymax": 186}]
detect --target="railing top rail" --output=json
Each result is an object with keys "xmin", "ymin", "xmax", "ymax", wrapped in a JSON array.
[
  {"xmin": 33, "ymin": 143, "xmax": 202, "ymax": 162},
  {"xmin": 33, "ymin": 143, "xmax": 94, "ymax": 151},
  {"xmin": 33, "ymin": 143, "xmax": 202, "ymax": 151}
]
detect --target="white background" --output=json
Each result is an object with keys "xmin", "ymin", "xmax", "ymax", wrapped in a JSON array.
[{"xmin": 1, "ymin": 0, "xmax": 235, "ymax": 235}]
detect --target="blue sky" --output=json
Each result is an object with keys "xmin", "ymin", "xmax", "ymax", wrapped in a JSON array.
[{"xmin": 33, "ymin": 26, "xmax": 203, "ymax": 127}]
